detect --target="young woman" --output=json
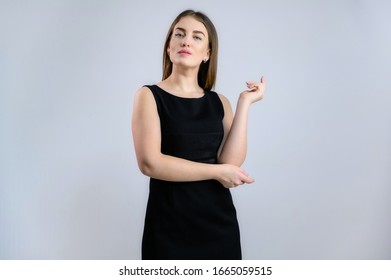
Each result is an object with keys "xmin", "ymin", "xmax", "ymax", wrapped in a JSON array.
[{"xmin": 132, "ymin": 9, "xmax": 266, "ymax": 260}]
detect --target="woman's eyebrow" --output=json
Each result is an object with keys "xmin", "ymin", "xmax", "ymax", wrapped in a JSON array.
[
  {"xmin": 175, "ymin": 27, "xmax": 205, "ymax": 37},
  {"xmin": 174, "ymin": 27, "xmax": 186, "ymax": 32},
  {"xmin": 193, "ymin": 30, "xmax": 206, "ymax": 37}
]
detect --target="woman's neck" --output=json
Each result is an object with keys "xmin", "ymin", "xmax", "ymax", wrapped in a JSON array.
[{"xmin": 160, "ymin": 66, "xmax": 204, "ymax": 96}]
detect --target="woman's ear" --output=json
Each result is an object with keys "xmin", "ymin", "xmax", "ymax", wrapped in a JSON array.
[{"xmin": 206, "ymin": 49, "xmax": 210, "ymax": 61}]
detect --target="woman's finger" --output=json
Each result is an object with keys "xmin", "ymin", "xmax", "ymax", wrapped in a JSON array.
[
  {"xmin": 260, "ymin": 76, "xmax": 266, "ymax": 87},
  {"xmin": 241, "ymin": 174, "xmax": 255, "ymax": 184}
]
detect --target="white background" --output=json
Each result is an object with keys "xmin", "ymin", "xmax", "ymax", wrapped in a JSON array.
[{"xmin": 1, "ymin": 0, "xmax": 390, "ymax": 259}]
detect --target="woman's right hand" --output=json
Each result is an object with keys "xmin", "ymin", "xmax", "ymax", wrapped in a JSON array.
[{"xmin": 216, "ymin": 164, "xmax": 255, "ymax": 188}]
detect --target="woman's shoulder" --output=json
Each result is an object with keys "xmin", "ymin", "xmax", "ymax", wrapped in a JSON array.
[
  {"xmin": 133, "ymin": 85, "xmax": 157, "ymax": 106},
  {"xmin": 137, "ymin": 84, "xmax": 155, "ymax": 92},
  {"xmin": 135, "ymin": 84, "xmax": 160, "ymax": 97},
  {"xmin": 212, "ymin": 91, "xmax": 231, "ymax": 107}
]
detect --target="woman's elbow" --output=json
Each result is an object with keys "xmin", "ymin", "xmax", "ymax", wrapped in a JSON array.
[
  {"xmin": 217, "ymin": 156, "xmax": 245, "ymax": 167},
  {"xmin": 137, "ymin": 160, "xmax": 154, "ymax": 177},
  {"xmin": 136, "ymin": 155, "xmax": 161, "ymax": 177}
]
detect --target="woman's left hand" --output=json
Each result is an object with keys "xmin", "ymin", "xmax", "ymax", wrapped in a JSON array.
[{"xmin": 240, "ymin": 76, "xmax": 266, "ymax": 105}]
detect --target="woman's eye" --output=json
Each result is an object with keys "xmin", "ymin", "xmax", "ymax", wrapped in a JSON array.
[
  {"xmin": 174, "ymin": 33, "xmax": 184, "ymax": 38},
  {"xmin": 194, "ymin": 36, "xmax": 202, "ymax": 41}
]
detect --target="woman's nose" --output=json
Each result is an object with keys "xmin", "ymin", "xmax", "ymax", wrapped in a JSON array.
[{"xmin": 181, "ymin": 36, "xmax": 190, "ymax": 47}]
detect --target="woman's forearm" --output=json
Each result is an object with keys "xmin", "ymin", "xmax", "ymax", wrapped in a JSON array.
[
  {"xmin": 217, "ymin": 77, "xmax": 266, "ymax": 166},
  {"xmin": 139, "ymin": 153, "xmax": 220, "ymax": 182},
  {"xmin": 138, "ymin": 153, "xmax": 254, "ymax": 188},
  {"xmin": 218, "ymin": 98, "xmax": 251, "ymax": 166},
  {"xmin": 132, "ymin": 85, "xmax": 259, "ymax": 188}
]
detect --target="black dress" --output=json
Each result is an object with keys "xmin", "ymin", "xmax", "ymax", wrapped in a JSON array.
[{"xmin": 141, "ymin": 85, "xmax": 241, "ymax": 260}]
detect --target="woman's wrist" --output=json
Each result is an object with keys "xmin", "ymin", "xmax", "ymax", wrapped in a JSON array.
[
  {"xmin": 238, "ymin": 93, "xmax": 252, "ymax": 107},
  {"xmin": 211, "ymin": 164, "xmax": 223, "ymax": 181}
]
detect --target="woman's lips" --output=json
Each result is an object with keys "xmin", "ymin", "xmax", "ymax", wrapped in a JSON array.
[{"xmin": 178, "ymin": 49, "xmax": 192, "ymax": 55}]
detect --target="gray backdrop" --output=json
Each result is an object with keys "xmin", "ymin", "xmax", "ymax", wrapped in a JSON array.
[{"xmin": 1, "ymin": 0, "xmax": 390, "ymax": 259}]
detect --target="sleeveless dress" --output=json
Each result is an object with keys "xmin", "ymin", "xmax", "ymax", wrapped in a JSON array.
[{"xmin": 141, "ymin": 85, "xmax": 241, "ymax": 260}]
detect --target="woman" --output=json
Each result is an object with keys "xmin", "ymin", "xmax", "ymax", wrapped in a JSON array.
[{"xmin": 132, "ymin": 9, "xmax": 266, "ymax": 260}]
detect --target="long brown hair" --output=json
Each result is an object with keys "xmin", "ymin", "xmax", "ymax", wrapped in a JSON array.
[{"xmin": 162, "ymin": 10, "xmax": 218, "ymax": 91}]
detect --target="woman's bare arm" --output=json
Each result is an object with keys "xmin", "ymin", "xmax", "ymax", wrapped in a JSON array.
[
  {"xmin": 218, "ymin": 76, "xmax": 266, "ymax": 166},
  {"xmin": 132, "ymin": 87, "xmax": 254, "ymax": 187}
]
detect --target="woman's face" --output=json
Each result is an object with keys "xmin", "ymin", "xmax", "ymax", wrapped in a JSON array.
[{"xmin": 167, "ymin": 16, "xmax": 210, "ymax": 69}]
